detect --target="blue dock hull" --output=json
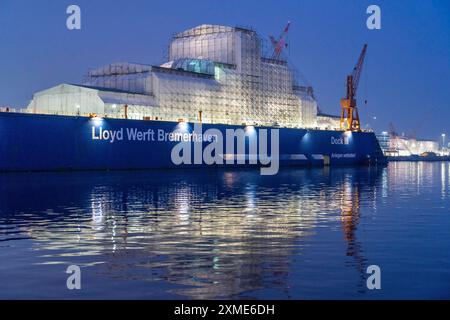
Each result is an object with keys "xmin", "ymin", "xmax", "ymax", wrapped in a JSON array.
[{"xmin": 0, "ymin": 112, "xmax": 386, "ymax": 172}]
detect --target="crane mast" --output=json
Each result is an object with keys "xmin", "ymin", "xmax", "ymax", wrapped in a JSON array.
[
  {"xmin": 340, "ymin": 44, "xmax": 367, "ymax": 131},
  {"xmin": 270, "ymin": 22, "xmax": 291, "ymax": 60}
]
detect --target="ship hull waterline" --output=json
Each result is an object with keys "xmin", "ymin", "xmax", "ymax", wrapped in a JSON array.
[{"xmin": 0, "ymin": 112, "xmax": 387, "ymax": 172}]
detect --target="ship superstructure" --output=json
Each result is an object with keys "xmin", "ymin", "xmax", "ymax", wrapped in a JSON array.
[{"xmin": 27, "ymin": 25, "xmax": 319, "ymax": 129}]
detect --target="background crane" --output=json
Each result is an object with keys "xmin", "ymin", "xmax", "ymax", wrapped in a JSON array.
[
  {"xmin": 269, "ymin": 22, "xmax": 291, "ymax": 60},
  {"xmin": 340, "ymin": 44, "xmax": 367, "ymax": 131}
]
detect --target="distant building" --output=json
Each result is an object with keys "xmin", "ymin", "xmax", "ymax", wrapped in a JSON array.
[{"xmin": 381, "ymin": 135, "xmax": 440, "ymax": 156}]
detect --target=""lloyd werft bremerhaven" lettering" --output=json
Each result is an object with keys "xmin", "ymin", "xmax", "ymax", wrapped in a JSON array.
[{"xmin": 92, "ymin": 127, "xmax": 217, "ymax": 143}]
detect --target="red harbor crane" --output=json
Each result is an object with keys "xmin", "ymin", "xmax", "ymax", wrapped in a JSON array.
[
  {"xmin": 340, "ymin": 44, "xmax": 368, "ymax": 131},
  {"xmin": 269, "ymin": 22, "xmax": 291, "ymax": 60}
]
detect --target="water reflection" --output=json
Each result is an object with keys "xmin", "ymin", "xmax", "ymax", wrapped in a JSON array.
[
  {"xmin": 340, "ymin": 177, "xmax": 367, "ymax": 292},
  {"xmin": 388, "ymin": 161, "xmax": 450, "ymax": 199},
  {"xmin": 1, "ymin": 163, "xmax": 448, "ymax": 299},
  {"xmin": 441, "ymin": 162, "xmax": 447, "ymax": 199}
]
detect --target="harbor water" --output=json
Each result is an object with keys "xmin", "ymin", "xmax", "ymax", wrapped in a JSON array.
[{"xmin": 1, "ymin": 162, "xmax": 449, "ymax": 299}]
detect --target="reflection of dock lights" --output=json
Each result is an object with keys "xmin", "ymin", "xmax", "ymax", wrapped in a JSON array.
[
  {"xmin": 245, "ymin": 125, "xmax": 256, "ymax": 135},
  {"xmin": 343, "ymin": 131, "xmax": 353, "ymax": 144},
  {"xmin": 90, "ymin": 115, "xmax": 104, "ymax": 126},
  {"xmin": 302, "ymin": 131, "xmax": 310, "ymax": 142},
  {"xmin": 176, "ymin": 120, "xmax": 189, "ymax": 132}
]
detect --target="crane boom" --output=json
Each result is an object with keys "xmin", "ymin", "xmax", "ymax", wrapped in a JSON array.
[
  {"xmin": 351, "ymin": 44, "xmax": 367, "ymax": 98},
  {"xmin": 270, "ymin": 22, "xmax": 291, "ymax": 60},
  {"xmin": 340, "ymin": 44, "xmax": 368, "ymax": 131}
]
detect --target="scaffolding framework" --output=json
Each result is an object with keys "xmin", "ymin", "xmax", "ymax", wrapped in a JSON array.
[{"xmin": 29, "ymin": 24, "xmax": 318, "ymax": 128}]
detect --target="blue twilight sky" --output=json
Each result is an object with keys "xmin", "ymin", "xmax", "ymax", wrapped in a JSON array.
[{"xmin": 0, "ymin": 0, "xmax": 448, "ymax": 139}]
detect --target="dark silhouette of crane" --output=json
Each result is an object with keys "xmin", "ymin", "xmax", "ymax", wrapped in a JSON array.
[
  {"xmin": 340, "ymin": 44, "xmax": 367, "ymax": 131},
  {"xmin": 269, "ymin": 22, "xmax": 291, "ymax": 60},
  {"xmin": 388, "ymin": 122, "xmax": 398, "ymax": 137}
]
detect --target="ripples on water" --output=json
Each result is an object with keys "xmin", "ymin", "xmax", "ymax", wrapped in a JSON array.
[{"xmin": 0, "ymin": 162, "xmax": 449, "ymax": 299}]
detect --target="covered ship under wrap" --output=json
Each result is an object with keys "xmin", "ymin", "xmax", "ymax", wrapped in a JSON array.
[{"xmin": 1, "ymin": 24, "xmax": 386, "ymax": 171}]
